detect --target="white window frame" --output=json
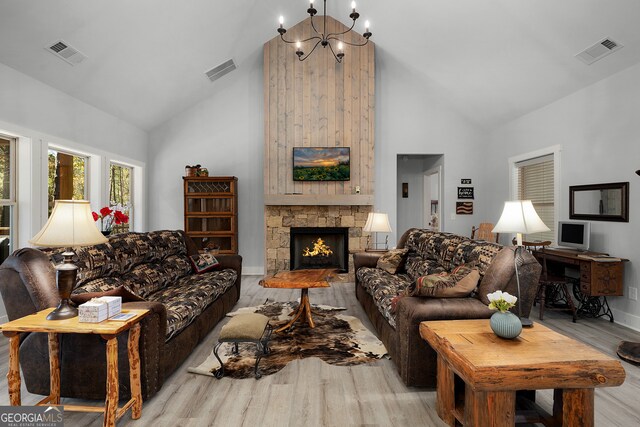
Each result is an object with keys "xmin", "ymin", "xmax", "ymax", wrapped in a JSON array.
[
  {"xmin": 508, "ymin": 145, "xmax": 562, "ymax": 242},
  {"xmin": 108, "ymin": 160, "xmax": 135, "ymax": 231},
  {"xmin": 0, "ymin": 134, "xmax": 17, "ymax": 255},
  {"xmin": 48, "ymin": 145, "xmax": 91, "ymax": 201}
]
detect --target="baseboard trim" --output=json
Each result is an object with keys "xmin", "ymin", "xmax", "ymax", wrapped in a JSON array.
[
  {"xmin": 243, "ymin": 266, "xmax": 265, "ymax": 276},
  {"xmin": 611, "ymin": 309, "xmax": 640, "ymax": 332}
]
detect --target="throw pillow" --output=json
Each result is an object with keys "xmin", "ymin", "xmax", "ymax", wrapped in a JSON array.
[
  {"xmin": 376, "ymin": 248, "xmax": 409, "ymax": 274},
  {"xmin": 70, "ymin": 285, "xmax": 145, "ymax": 305},
  {"xmin": 189, "ymin": 252, "xmax": 220, "ymax": 274},
  {"xmin": 406, "ymin": 265, "xmax": 480, "ymax": 298}
]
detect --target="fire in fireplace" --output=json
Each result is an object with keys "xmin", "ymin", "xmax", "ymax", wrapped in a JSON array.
[{"xmin": 290, "ymin": 227, "xmax": 349, "ymax": 272}]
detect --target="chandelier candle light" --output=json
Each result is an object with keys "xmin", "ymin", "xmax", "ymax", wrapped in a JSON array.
[
  {"xmin": 492, "ymin": 200, "xmax": 550, "ymax": 327},
  {"xmin": 278, "ymin": 0, "xmax": 372, "ymax": 63}
]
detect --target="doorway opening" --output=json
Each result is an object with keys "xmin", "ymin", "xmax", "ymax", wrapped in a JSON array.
[{"xmin": 396, "ymin": 154, "xmax": 444, "ymax": 234}]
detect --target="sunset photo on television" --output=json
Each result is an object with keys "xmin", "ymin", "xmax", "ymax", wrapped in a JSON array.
[{"xmin": 293, "ymin": 147, "xmax": 350, "ymax": 181}]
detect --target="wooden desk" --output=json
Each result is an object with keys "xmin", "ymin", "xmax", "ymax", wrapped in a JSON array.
[
  {"xmin": 0, "ymin": 308, "xmax": 149, "ymax": 427},
  {"xmin": 533, "ymin": 247, "xmax": 627, "ymax": 321},
  {"xmin": 420, "ymin": 320, "xmax": 626, "ymax": 427}
]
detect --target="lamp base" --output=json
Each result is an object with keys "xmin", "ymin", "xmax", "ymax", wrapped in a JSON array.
[
  {"xmin": 520, "ymin": 317, "xmax": 533, "ymax": 328},
  {"xmin": 46, "ymin": 299, "xmax": 78, "ymax": 320}
]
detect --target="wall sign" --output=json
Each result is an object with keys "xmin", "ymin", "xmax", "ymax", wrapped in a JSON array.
[
  {"xmin": 457, "ymin": 187, "xmax": 474, "ymax": 199},
  {"xmin": 456, "ymin": 202, "xmax": 473, "ymax": 215},
  {"xmin": 461, "ymin": 179, "xmax": 472, "ymax": 184}
]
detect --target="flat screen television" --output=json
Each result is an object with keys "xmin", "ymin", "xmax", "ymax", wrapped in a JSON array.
[
  {"xmin": 557, "ymin": 220, "xmax": 591, "ymax": 251},
  {"xmin": 293, "ymin": 147, "xmax": 350, "ymax": 181}
]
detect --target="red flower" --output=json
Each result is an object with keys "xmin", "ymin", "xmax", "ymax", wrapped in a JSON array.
[
  {"xmin": 113, "ymin": 210, "xmax": 129, "ymax": 225},
  {"xmin": 100, "ymin": 206, "xmax": 113, "ymax": 217},
  {"xmin": 92, "ymin": 212, "xmax": 99, "ymax": 221}
]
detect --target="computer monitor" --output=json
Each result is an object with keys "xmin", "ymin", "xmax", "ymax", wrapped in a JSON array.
[{"xmin": 557, "ymin": 221, "xmax": 590, "ymax": 251}]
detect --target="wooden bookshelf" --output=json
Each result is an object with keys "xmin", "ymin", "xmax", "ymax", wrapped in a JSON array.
[{"xmin": 183, "ymin": 176, "xmax": 238, "ymax": 254}]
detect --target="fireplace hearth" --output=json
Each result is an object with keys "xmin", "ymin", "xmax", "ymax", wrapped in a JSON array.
[{"xmin": 290, "ymin": 227, "xmax": 349, "ymax": 272}]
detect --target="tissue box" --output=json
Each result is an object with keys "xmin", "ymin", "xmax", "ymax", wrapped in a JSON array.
[
  {"xmin": 98, "ymin": 296, "xmax": 122, "ymax": 318},
  {"xmin": 78, "ymin": 300, "xmax": 108, "ymax": 323}
]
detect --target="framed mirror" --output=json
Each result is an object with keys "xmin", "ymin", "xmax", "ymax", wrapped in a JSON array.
[{"xmin": 569, "ymin": 182, "xmax": 629, "ymax": 222}]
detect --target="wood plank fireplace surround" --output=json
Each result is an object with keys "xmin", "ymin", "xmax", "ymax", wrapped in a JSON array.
[{"xmin": 264, "ymin": 16, "xmax": 376, "ymax": 276}]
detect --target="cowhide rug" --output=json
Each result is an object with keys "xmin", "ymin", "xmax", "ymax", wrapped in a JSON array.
[{"xmin": 188, "ymin": 300, "xmax": 388, "ymax": 379}]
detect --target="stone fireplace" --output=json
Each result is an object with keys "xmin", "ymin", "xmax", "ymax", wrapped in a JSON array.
[
  {"xmin": 290, "ymin": 227, "xmax": 349, "ymax": 272},
  {"xmin": 265, "ymin": 205, "xmax": 372, "ymax": 275}
]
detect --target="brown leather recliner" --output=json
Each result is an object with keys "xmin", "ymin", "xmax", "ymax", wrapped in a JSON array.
[{"xmin": 0, "ymin": 230, "xmax": 242, "ymax": 400}]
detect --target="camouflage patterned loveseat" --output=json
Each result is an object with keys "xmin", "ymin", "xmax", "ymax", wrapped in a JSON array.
[
  {"xmin": 0, "ymin": 230, "xmax": 241, "ymax": 400},
  {"xmin": 354, "ymin": 228, "xmax": 541, "ymax": 387}
]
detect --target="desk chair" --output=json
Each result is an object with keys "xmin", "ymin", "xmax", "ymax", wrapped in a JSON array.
[
  {"xmin": 471, "ymin": 223, "xmax": 499, "ymax": 243},
  {"xmin": 522, "ymin": 241, "xmax": 577, "ymax": 323}
]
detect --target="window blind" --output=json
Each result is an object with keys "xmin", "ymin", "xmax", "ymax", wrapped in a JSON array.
[{"xmin": 516, "ymin": 154, "xmax": 555, "ymax": 242}]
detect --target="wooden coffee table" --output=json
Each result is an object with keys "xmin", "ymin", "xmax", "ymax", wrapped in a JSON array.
[
  {"xmin": 419, "ymin": 320, "xmax": 625, "ymax": 427},
  {"xmin": 259, "ymin": 268, "xmax": 335, "ymax": 332}
]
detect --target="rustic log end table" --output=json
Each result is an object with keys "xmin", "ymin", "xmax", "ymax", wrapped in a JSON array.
[{"xmin": 0, "ymin": 308, "xmax": 150, "ymax": 427}]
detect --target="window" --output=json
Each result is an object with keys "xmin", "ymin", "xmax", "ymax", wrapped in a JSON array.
[
  {"xmin": 109, "ymin": 162, "xmax": 133, "ymax": 233},
  {"xmin": 0, "ymin": 136, "xmax": 16, "ymax": 264},
  {"xmin": 515, "ymin": 154, "xmax": 555, "ymax": 242},
  {"xmin": 48, "ymin": 149, "xmax": 87, "ymax": 216}
]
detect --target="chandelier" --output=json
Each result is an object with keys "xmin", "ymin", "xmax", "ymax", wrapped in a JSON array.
[{"xmin": 277, "ymin": 0, "xmax": 372, "ymax": 63}]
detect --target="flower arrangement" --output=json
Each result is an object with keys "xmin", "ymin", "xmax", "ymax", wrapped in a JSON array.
[
  {"xmin": 92, "ymin": 205, "xmax": 129, "ymax": 233},
  {"xmin": 487, "ymin": 290, "xmax": 517, "ymax": 313}
]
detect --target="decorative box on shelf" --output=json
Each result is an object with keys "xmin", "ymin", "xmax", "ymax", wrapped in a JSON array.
[{"xmin": 79, "ymin": 300, "xmax": 109, "ymax": 323}]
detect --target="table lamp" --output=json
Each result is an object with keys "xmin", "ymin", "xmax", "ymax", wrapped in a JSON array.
[
  {"xmin": 493, "ymin": 200, "xmax": 550, "ymax": 327},
  {"xmin": 363, "ymin": 212, "xmax": 392, "ymax": 251},
  {"xmin": 29, "ymin": 200, "xmax": 108, "ymax": 320}
]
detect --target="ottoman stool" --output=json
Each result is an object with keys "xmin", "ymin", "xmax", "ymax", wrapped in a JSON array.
[{"xmin": 213, "ymin": 313, "xmax": 272, "ymax": 379}]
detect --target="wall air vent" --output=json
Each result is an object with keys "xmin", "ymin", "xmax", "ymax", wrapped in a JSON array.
[
  {"xmin": 45, "ymin": 40, "xmax": 87, "ymax": 65},
  {"xmin": 576, "ymin": 37, "xmax": 623, "ymax": 65},
  {"xmin": 205, "ymin": 59, "xmax": 236, "ymax": 82}
]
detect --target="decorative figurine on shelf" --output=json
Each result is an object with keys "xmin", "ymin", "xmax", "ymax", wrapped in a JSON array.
[
  {"xmin": 197, "ymin": 167, "xmax": 209, "ymax": 177},
  {"xmin": 185, "ymin": 164, "xmax": 201, "ymax": 177}
]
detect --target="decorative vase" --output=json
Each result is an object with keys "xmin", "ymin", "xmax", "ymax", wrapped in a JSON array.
[
  {"xmin": 101, "ymin": 230, "xmax": 111, "ymax": 237},
  {"xmin": 490, "ymin": 311, "xmax": 522, "ymax": 339}
]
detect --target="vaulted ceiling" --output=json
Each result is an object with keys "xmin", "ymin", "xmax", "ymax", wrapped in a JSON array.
[{"xmin": 1, "ymin": 0, "xmax": 639, "ymax": 131}]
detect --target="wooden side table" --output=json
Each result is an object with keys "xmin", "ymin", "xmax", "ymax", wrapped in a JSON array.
[{"xmin": 0, "ymin": 308, "xmax": 150, "ymax": 427}]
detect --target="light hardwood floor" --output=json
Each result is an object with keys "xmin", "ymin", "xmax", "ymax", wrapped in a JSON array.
[{"xmin": 1, "ymin": 276, "xmax": 639, "ymax": 426}]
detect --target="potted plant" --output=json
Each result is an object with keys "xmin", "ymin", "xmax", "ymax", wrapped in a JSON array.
[
  {"xmin": 92, "ymin": 205, "xmax": 129, "ymax": 236},
  {"xmin": 487, "ymin": 291, "xmax": 522, "ymax": 339}
]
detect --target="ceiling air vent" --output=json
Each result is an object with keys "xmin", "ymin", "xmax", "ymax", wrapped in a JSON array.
[
  {"xmin": 575, "ymin": 37, "xmax": 623, "ymax": 65},
  {"xmin": 205, "ymin": 59, "xmax": 236, "ymax": 82},
  {"xmin": 45, "ymin": 40, "xmax": 87, "ymax": 65}
]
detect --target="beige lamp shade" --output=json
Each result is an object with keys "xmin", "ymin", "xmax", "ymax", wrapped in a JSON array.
[
  {"xmin": 30, "ymin": 200, "xmax": 108, "ymax": 247},
  {"xmin": 493, "ymin": 200, "xmax": 550, "ymax": 235},
  {"xmin": 363, "ymin": 212, "xmax": 392, "ymax": 233}
]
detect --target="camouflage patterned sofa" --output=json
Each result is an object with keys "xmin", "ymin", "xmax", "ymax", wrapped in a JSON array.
[
  {"xmin": 0, "ymin": 230, "xmax": 241, "ymax": 400},
  {"xmin": 354, "ymin": 228, "xmax": 541, "ymax": 387}
]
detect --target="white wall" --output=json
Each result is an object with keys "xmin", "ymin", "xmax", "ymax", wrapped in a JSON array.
[
  {"xmin": 147, "ymin": 47, "xmax": 490, "ymax": 273},
  {"xmin": 486, "ymin": 62, "xmax": 640, "ymax": 331},
  {"xmin": 376, "ymin": 49, "xmax": 490, "ymax": 245},
  {"xmin": 0, "ymin": 62, "xmax": 149, "ymax": 322},
  {"xmin": 148, "ymin": 47, "xmax": 265, "ymax": 274}
]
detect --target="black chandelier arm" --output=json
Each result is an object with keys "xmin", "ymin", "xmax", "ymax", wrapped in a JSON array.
[
  {"xmin": 280, "ymin": 33, "xmax": 323, "ymax": 45},
  {"xmin": 325, "ymin": 18, "xmax": 357, "ymax": 39},
  {"xmin": 296, "ymin": 39, "xmax": 325, "ymax": 62},
  {"xmin": 326, "ymin": 35, "xmax": 371, "ymax": 47},
  {"xmin": 327, "ymin": 41, "xmax": 343, "ymax": 63},
  {"xmin": 309, "ymin": 14, "xmax": 325, "ymax": 39}
]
